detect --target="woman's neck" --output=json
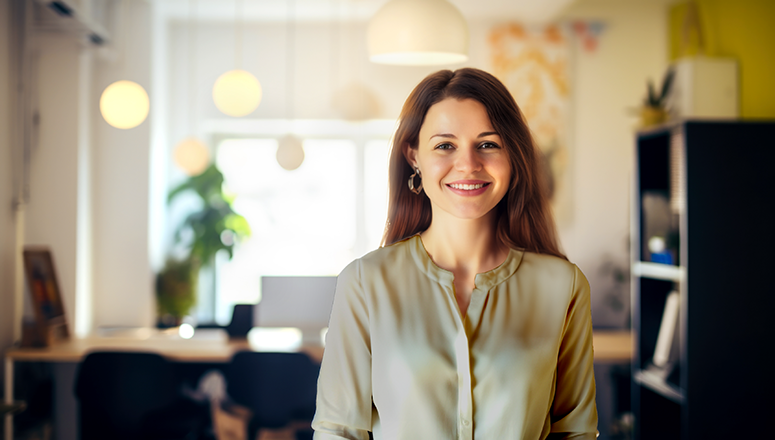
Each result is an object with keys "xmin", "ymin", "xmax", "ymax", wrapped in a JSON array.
[{"xmin": 419, "ymin": 211, "xmax": 508, "ymax": 277}]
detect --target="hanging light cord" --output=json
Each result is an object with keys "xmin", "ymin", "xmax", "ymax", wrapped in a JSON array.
[
  {"xmin": 19, "ymin": 0, "xmax": 34, "ymax": 204},
  {"xmin": 286, "ymin": 0, "xmax": 295, "ymax": 124},
  {"xmin": 235, "ymin": 0, "xmax": 243, "ymax": 70},
  {"xmin": 117, "ymin": 0, "xmax": 128, "ymax": 71},
  {"xmin": 189, "ymin": 0, "xmax": 198, "ymax": 131},
  {"xmin": 330, "ymin": 0, "xmax": 339, "ymax": 94}
]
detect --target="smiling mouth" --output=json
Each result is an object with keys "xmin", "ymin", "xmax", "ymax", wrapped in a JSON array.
[{"xmin": 447, "ymin": 182, "xmax": 490, "ymax": 190}]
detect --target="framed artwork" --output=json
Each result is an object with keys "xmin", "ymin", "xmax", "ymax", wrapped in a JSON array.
[
  {"xmin": 23, "ymin": 247, "xmax": 69, "ymax": 346},
  {"xmin": 489, "ymin": 23, "xmax": 573, "ymax": 226}
]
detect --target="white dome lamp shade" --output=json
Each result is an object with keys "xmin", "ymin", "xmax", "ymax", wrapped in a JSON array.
[
  {"xmin": 276, "ymin": 134, "xmax": 305, "ymax": 171},
  {"xmin": 368, "ymin": 0, "xmax": 469, "ymax": 66},
  {"xmin": 100, "ymin": 80, "xmax": 150, "ymax": 129},
  {"xmin": 212, "ymin": 69, "xmax": 262, "ymax": 117},
  {"xmin": 173, "ymin": 137, "xmax": 210, "ymax": 176}
]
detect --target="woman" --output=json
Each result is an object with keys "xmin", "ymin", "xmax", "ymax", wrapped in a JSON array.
[{"xmin": 312, "ymin": 68, "xmax": 597, "ymax": 440}]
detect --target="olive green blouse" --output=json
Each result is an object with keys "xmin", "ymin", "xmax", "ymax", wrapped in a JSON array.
[{"xmin": 312, "ymin": 235, "xmax": 597, "ymax": 440}]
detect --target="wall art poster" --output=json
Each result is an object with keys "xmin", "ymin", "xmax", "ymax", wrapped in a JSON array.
[{"xmin": 489, "ymin": 23, "xmax": 572, "ymax": 225}]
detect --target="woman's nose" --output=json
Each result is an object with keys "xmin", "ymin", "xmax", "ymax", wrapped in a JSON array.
[{"xmin": 454, "ymin": 147, "xmax": 482, "ymax": 173}]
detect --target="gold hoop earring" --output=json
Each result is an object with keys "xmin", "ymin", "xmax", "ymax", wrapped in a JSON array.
[{"xmin": 408, "ymin": 168, "xmax": 423, "ymax": 195}]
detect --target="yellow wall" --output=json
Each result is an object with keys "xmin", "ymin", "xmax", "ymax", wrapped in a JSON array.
[{"xmin": 670, "ymin": 0, "xmax": 775, "ymax": 118}]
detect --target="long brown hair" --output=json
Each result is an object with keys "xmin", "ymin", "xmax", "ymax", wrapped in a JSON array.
[{"xmin": 381, "ymin": 68, "xmax": 566, "ymax": 260}]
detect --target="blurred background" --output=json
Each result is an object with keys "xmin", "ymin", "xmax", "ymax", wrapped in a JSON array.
[{"xmin": 1, "ymin": 0, "xmax": 774, "ymax": 439}]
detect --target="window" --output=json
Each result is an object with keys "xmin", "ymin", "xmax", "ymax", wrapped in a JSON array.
[{"xmin": 197, "ymin": 122, "xmax": 392, "ymax": 325}]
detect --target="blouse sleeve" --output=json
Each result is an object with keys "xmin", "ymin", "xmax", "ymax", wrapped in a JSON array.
[
  {"xmin": 312, "ymin": 260, "xmax": 373, "ymax": 440},
  {"xmin": 548, "ymin": 265, "xmax": 599, "ymax": 439}
]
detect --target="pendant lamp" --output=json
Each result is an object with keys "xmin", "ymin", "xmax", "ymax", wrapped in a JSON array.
[
  {"xmin": 174, "ymin": 0, "xmax": 210, "ymax": 176},
  {"xmin": 276, "ymin": 0, "xmax": 304, "ymax": 171},
  {"xmin": 213, "ymin": 70, "xmax": 262, "ymax": 117},
  {"xmin": 331, "ymin": 1, "xmax": 380, "ymax": 120},
  {"xmin": 368, "ymin": 0, "xmax": 469, "ymax": 65},
  {"xmin": 174, "ymin": 137, "xmax": 209, "ymax": 176},
  {"xmin": 100, "ymin": 80, "xmax": 150, "ymax": 129},
  {"xmin": 276, "ymin": 134, "xmax": 305, "ymax": 171},
  {"xmin": 212, "ymin": 0, "xmax": 262, "ymax": 117},
  {"xmin": 99, "ymin": 2, "xmax": 150, "ymax": 129}
]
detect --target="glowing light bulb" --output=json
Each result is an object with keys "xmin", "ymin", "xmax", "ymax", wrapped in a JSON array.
[
  {"xmin": 173, "ymin": 137, "xmax": 210, "ymax": 176},
  {"xmin": 178, "ymin": 323, "xmax": 195, "ymax": 339},
  {"xmin": 212, "ymin": 70, "xmax": 262, "ymax": 117},
  {"xmin": 99, "ymin": 80, "xmax": 150, "ymax": 129},
  {"xmin": 276, "ymin": 135, "xmax": 305, "ymax": 171}
]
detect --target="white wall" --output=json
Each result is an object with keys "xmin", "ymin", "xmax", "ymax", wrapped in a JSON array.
[
  {"xmin": 559, "ymin": 0, "xmax": 669, "ymax": 326},
  {"xmin": 24, "ymin": 33, "xmax": 83, "ymax": 333},
  {"xmin": 1, "ymin": 0, "xmax": 17, "ymax": 387},
  {"xmin": 1, "ymin": 0, "xmax": 155, "ymax": 339},
  {"xmin": 91, "ymin": 0, "xmax": 154, "ymax": 328},
  {"xmin": 163, "ymin": 19, "xmax": 494, "ymax": 144}
]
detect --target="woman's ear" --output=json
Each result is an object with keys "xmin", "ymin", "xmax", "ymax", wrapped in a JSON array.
[{"xmin": 402, "ymin": 143, "xmax": 418, "ymax": 170}]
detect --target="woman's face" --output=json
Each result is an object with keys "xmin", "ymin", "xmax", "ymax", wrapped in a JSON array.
[{"xmin": 405, "ymin": 98, "xmax": 512, "ymax": 223}]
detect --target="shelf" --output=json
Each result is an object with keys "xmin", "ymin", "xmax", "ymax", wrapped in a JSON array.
[
  {"xmin": 633, "ymin": 262, "xmax": 684, "ymax": 282},
  {"xmin": 632, "ymin": 121, "xmax": 775, "ymax": 439},
  {"xmin": 634, "ymin": 368, "xmax": 685, "ymax": 404}
]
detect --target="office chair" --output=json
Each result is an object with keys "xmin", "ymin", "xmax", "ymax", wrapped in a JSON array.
[
  {"xmin": 74, "ymin": 351, "xmax": 209, "ymax": 440},
  {"xmin": 226, "ymin": 304, "xmax": 254, "ymax": 338},
  {"xmin": 226, "ymin": 351, "xmax": 320, "ymax": 440}
]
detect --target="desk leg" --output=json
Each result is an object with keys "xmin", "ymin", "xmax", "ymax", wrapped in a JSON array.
[
  {"xmin": 53, "ymin": 363, "xmax": 78, "ymax": 440},
  {"xmin": 4, "ymin": 357, "xmax": 13, "ymax": 440}
]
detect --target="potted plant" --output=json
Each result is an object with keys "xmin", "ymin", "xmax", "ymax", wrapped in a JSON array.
[
  {"xmin": 639, "ymin": 67, "xmax": 675, "ymax": 127},
  {"xmin": 156, "ymin": 164, "xmax": 251, "ymax": 327},
  {"xmin": 156, "ymin": 257, "xmax": 199, "ymax": 327}
]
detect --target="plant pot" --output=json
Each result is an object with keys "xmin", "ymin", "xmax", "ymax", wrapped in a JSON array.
[{"xmin": 640, "ymin": 106, "xmax": 668, "ymax": 127}]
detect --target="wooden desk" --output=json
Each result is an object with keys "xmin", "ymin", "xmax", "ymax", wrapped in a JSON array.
[
  {"xmin": 4, "ymin": 329, "xmax": 631, "ymax": 440},
  {"xmin": 4, "ymin": 329, "xmax": 324, "ymax": 363},
  {"xmin": 3, "ymin": 328, "xmax": 323, "ymax": 440}
]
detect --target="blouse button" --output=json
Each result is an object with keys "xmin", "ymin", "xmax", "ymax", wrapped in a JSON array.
[{"xmin": 462, "ymin": 419, "xmax": 470, "ymax": 427}]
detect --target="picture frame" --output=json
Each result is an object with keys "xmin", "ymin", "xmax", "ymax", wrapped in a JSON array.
[{"xmin": 23, "ymin": 247, "xmax": 69, "ymax": 346}]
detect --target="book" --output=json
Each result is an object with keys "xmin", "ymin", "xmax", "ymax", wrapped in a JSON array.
[{"xmin": 653, "ymin": 290, "xmax": 680, "ymax": 368}]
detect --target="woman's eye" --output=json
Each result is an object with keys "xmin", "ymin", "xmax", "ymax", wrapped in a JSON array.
[
  {"xmin": 479, "ymin": 142, "xmax": 500, "ymax": 149},
  {"xmin": 435, "ymin": 143, "xmax": 454, "ymax": 150}
]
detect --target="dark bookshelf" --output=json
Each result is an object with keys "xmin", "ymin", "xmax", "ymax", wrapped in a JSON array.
[{"xmin": 631, "ymin": 120, "xmax": 775, "ymax": 439}]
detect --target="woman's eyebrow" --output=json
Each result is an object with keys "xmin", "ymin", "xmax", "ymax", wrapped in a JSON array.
[
  {"xmin": 430, "ymin": 131, "xmax": 499, "ymax": 140},
  {"xmin": 430, "ymin": 133, "xmax": 456, "ymax": 140}
]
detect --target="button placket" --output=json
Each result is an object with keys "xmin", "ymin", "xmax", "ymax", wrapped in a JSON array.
[{"xmin": 454, "ymin": 328, "xmax": 473, "ymax": 439}]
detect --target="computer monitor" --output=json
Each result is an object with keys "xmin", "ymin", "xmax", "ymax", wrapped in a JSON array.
[{"xmin": 257, "ymin": 276, "xmax": 337, "ymax": 343}]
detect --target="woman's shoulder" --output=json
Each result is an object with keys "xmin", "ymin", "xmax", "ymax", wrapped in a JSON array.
[
  {"xmin": 517, "ymin": 250, "xmax": 585, "ymax": 283},
  {"xmin": 360, "ymin": 235, "xmax": 417, "ymax": 266},
  {"xmin": 340, "ymin": 235, "xmax": 418, "ymax": 277},
  {"xmin": 510, "ymin": 252, "xmax": 589, "ymax": 306}
]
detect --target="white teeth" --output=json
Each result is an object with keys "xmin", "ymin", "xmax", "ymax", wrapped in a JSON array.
[{"xmin": 449, "ymin": 183, "xmax": 485, "ymax": 190}]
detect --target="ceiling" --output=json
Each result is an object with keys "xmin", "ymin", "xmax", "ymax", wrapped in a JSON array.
[{"xmin": 156, "ymin": 0, "xmax": 581, "ymax": 23}]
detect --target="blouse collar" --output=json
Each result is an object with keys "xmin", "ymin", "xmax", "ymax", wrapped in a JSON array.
[{"xmin": 405, "ymin": 234, "xmax": 524, "ymax": 291}]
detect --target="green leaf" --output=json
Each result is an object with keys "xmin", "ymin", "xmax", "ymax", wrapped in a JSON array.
[
  {"xmin": 659, "ymin": 67, "xmax": 675, "ymax": 102},
  {"xmin": 168, "ymin": 164, "xmax": 226, "ymax": 205},
  {"xmin": 225, "ymin": 214, "xmax": 252, "ymax": 237},
  {"xmin": 646, "ymin": 79, "xmax": 658, "ymax": 107},
  {"xmin": 164, "ymin": 163, "xmax": 251, "ymax": 267},
  {"xmin": 155, "ymin": 257, "xmax": 200, "ymax": 318}
]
